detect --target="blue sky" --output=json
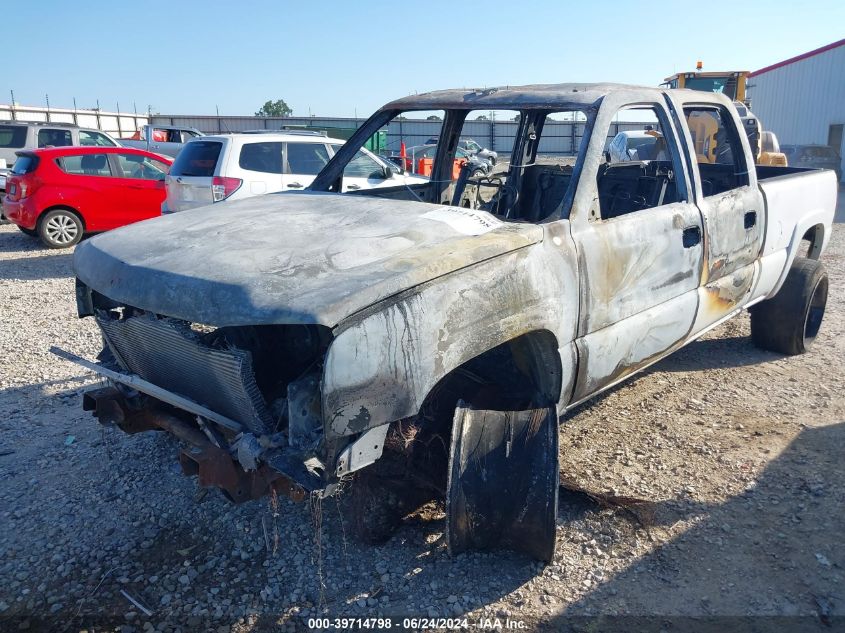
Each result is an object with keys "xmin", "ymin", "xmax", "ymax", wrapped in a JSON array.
[{"xmin": 5, "ymin": 0, "xmax": 843, "ymax": 117}]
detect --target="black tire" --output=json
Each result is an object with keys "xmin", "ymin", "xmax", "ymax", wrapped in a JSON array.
[
  {"xmin": 471, "ymin": 168, "xmax": 485, "ymax": 179},
  {"xmin": 447, "ymin": 402, "xmax": 559, "ymax": 562},
  {"xmin": 17, "ymin": 226, "xmax": 37, "ymax": 237},
  {"xmin": 750, "ymin": 257, "xmax": 828, "ymax": 355},
  {"xmin": 38, "ymin": 208, "xmax": 83, "ymax": 249}
]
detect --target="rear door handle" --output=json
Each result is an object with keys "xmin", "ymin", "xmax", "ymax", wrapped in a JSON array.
[
  {"xmin": 744, "ymin": 211, "xmax": 757, "ymax": 229},
  {"xmin": 287, "ymin": 182, "xmax": 303, "ymax": 189},
  {"xmin": 347, "ymin": 184, "xmax": 361, "ymax": 190},
  {"xmin": 682, "ymin": 226, "xmax": 702, "ymax": 248}
]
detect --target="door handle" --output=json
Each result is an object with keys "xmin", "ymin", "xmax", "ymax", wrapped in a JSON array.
[
  {"xmin": 287, "ymin": 182, "xmax": 303, "ymax": 188},
  {"xmin": 744, "ymin": 211, "xmax": 757, "ymax": 229},
  {"xmin": 347, "ymin": 184, "xmax": 361, "ymax": 190},
  {"xmin": 682, "ymin": 226, "xmax": 701, "ymax": 248}
]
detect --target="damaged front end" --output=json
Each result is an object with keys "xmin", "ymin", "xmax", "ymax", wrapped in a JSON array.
[{"xmin": 58, "ymin": 287, "xmax": 372, "ymax": 504}]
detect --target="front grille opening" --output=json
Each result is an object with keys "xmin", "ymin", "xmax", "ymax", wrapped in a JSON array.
[{"xmin": 96, "ymin": 310, "xmax": 331, "ymax": 435}]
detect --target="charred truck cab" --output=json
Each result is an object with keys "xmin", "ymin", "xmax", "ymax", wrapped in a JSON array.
[{"xmin": 62, "ymin": 84, "xmax": 836, "ymax": 563}]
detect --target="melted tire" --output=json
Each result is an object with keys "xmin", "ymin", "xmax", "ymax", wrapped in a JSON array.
[
  {"xmin": 446, "ymin": 401, "xmax": 559, "ymax": 562},
  {"xmin": 750, "ymin": 257, "xmax": 828, "ymax": 355}
]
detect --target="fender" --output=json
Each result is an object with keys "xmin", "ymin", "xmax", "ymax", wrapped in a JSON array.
[{"xmin": 321, "ymin": 241, "xmax": 578, "ymax": 438}]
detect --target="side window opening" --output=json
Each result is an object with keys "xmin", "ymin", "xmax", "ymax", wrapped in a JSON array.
[
  {"xmin": 56, "ymin": 154, "xmax": 112, "ymax": 177},
  {"xmin": 239, "ymin": 142, "xmax": 283, "ymax": 174},
  {"xmin": 286, "ymin": 142, "xmax": 330, "ymax": 176},
  {"xmin": 683, "ymin": 105, "xmax": 749, "ymax": 197},
  {"xmin": 79, "ymin": 130, "xmax": 117, "ymax": 147},
  {"xmin": 37, "ymin": 128, "xmax": 73, "ymax": 148},
  {"xmin": 315, "ymin": 107, "xmax": 590, "ymax": 223},
  {"xmin": 596, "ymin": 105, "xmax": 685, "ymax": 220}
]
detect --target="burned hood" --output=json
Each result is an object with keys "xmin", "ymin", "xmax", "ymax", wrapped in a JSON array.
[{"xmin": 74, "ymin": 192, "xmax": 542, "ymax": 327}]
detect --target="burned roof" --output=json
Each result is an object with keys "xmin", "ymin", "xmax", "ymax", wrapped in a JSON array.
[{"xmin": 381, "ymin": 83, "xmax": 658, "ymax": 112}]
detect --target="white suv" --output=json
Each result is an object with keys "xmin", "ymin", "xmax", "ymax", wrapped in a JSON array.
[{"xmin": 165, "ymin": 131, "xmax": 425, "ymax": 212}]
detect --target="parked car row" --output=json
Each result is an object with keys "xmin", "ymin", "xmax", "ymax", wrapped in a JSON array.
[{"xmin": 1, "ymin": 128, "xmax": 430, "ymax": 247}]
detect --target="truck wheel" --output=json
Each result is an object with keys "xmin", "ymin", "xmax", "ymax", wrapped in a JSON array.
[
  {"xmin": 750, "ymin": 257, "xmax": 828, "ymax": 355},
  {"xmin": 38, "ymin": 208, "xmax": 83, "ymax": 248},
  {"xmin": 446, "ymin": 401, "xmax": 559, "ymax": 562}
]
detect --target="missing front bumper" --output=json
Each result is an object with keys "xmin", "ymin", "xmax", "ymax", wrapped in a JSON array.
[{"xmin": 82, "ymin": 384, "xmax": 321, "ymax": 503}]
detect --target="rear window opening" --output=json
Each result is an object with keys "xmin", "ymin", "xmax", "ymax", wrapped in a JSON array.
[
  {"xmin": 0, "ymin": 125, "xmax": 27, "ymax": 149},
  {"xmin": 171, "ymin": 141, "xmax": 223, "ymax": 177},
  {"xmin": 11, "ymin": 154, "xmax": 39, "ymax": 175}
]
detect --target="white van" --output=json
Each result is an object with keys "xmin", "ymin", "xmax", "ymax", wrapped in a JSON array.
[{"xmin": 165, "ymin": 131, "xmax": 425, "ymax": 212}]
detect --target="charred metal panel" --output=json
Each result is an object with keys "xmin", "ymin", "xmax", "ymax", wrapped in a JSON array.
[
  {"xmin": 382, "ymin": 83, "xmax": 615, "ymax": 113},
  {"xmin": 572, "ymin": 292, "xmax": 698, "ymax": 402},
  {"xmin": 565, "ymin": 89, "xmax": 703, "ymax": 396},
  {"xmin": 572, "ymin": 203, "xmax": 703, "ymax": 336},
  {"xmin": 74, "ymin": 194, "xmax": 542, "ymax": 328},
  {"xmin": 97, "ymin": 313, "xmax": 271, "ymax": 434},
  {"xmin": 698, "ymin": 186, "xmax": 765, "ymax": 285},
  {"xmin": 691, "ymin": 261, "xmax": 756, "ymax": 334},
  {"xmin": 323, "ymin": 233, "xmax": 580, "ymax": 438}
]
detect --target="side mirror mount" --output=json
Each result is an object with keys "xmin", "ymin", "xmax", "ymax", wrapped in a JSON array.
[{"xmin": 382, "ymin": 164, "xmax": 394, "ymax": 179}]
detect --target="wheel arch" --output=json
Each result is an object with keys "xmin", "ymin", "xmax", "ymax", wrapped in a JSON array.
[
  {"xmin": 39, "ymin": 204, "xmax": 86, "ymax": 230},
  {"xmin": 414, "ymin": 328, "xmax": 563, "ymax": 434},
  {"xmin": 802, "ymin": 223, "xmax": 825, "ymax": 260}
]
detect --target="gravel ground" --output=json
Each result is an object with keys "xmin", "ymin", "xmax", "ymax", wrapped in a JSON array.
[{"xmin": 0, "ymin": 215, "xmax": 843, "ymax": 632}]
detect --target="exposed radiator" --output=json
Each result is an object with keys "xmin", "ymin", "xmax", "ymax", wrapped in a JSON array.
[{"xmin": 96, "ymin": 313, "xmax": 271, "ymax": 434}]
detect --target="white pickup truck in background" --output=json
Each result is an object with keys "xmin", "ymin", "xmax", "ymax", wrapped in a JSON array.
[
  {"xmin": 120, "ymin": 124, "xmax": 203, "ymax": 158},
  {"xmin": 64, "ymin": 83, "xmax": 836, "ymax": 565}
]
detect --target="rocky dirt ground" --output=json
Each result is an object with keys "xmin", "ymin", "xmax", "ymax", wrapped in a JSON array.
[{"xmin": 0, "ymin": 208, "xmax": 843, "ymax": 632}]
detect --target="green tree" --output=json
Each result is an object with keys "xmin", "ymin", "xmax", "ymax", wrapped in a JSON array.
[
  {"xmin": 255, "ymin": 99, "xmax": 292, "ymax": 117},
  {"xmin": 475, "ymin": 114, "xmax": 489, "ymax": 121},
  {"xmin": 426, "ymin": 114, "xmax": 442, "ymax": 121}
]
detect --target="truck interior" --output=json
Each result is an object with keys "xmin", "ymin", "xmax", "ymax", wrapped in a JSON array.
[{"xmin": 314, "ymin": 107, "xmax": 589, "ymax": 224}]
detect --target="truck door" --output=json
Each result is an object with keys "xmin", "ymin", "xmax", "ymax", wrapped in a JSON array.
[
  {"xmin": 568, "ymin": 93, "xmax": 704, "ymax": 402},
  {"xmin": 668, "ymin": 95, "xmax": 765, "ymax": 336}
]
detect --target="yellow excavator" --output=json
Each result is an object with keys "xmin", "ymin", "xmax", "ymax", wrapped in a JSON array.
[{"xmin": 662, "ymin": 64, "xmax": 787, "ymax": 166}]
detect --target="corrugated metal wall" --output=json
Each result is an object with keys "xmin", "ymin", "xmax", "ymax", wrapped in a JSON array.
[
  {"xmin": 748, "ymin": 44, "xmax": 845, "ymax": 179},
  {"xmin": 153, "ymin": 113, "xmax": 651, "ymax": 157}
]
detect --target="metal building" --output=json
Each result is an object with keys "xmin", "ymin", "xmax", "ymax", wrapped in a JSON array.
[{"xmin": 747, "ymin": 39, "xmax": 845, "ymax": 181}]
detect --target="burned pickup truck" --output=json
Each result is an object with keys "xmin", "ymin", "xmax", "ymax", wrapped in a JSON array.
[{"xmin": 61, "ymin": 84, "xmax": 836, "ymax": 562}]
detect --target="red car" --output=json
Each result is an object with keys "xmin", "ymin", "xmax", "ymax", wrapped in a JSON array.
[{"xmin": 3, "ymin": 146, "xmax": 172, "ymax": 248}]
